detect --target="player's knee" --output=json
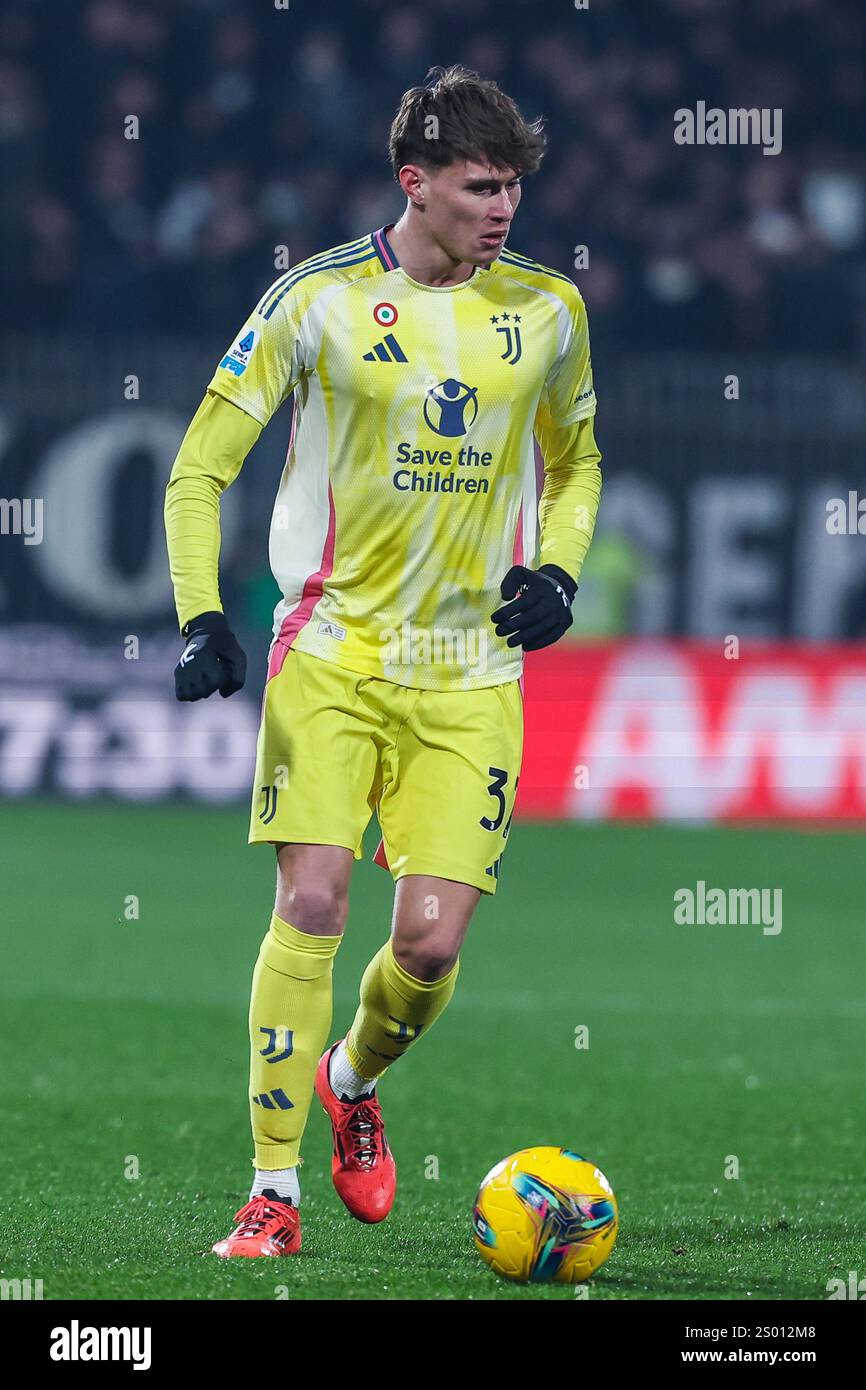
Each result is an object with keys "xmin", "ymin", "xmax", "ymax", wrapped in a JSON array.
[
  {"xmin": 393, "ymin": 938, "xmax": 459, "ymax": 983},
  {"xmin": 275, "ymin": 880, "xmax": 348, "ymax": 936}
]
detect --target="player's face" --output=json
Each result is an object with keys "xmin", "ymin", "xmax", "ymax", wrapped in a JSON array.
[{"xmin": 427, "ymin": 159, "xmax": 522, "ymax": 265}]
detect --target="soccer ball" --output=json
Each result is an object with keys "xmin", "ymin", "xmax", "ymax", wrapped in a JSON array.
[{"xmin": 472, "ymin": 1146, "xmax": 618, "ymax": 1284}]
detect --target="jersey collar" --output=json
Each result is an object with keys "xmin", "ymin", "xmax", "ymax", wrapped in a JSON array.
[
  {"xmin": 370, "ymin": 224, "xmax": 488, "ymax": 283},
  {"xmin": 371, "ymin": 224, "xmax": 399, "ymax": 271}
]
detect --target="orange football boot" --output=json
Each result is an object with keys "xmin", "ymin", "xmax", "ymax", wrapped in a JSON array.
[
  {"xmin": 211, "ymin": 1194, "xmax": 301, "ymax": 1258},
  {"xmin": 315, "ymin": 1041, "xmax": 396, "ymax": 1223}
]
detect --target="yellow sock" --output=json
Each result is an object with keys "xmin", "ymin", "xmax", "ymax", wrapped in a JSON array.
[
  {"xmin": 249, "ymin": 912, "xmax": 341, "ymax": 1169},
  {"xmin": 345, "ymin": 938, "xmax": 459, "ymax": 1081}
]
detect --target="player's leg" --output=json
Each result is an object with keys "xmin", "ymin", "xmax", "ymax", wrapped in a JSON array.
[
  {"xmin": 339, "ymin": 677, "xmax": 523, "ymax": 1088},
  {"xmin": 212, "ymin": 843, "xmax": 353, "ymax": 1258},
  {"xmin": 213, "ymin": 648, "xmax": 383, "ymax": 1256},
  {"xmin": 332, "ymin": 873, "xmax": 478, "ymax": 1095},
  {"xmin": 248, "ymin": 843, "xmax": 353, "ymax": 1194},
  {"xmin": 316, "ymin": 676, "xmax": 523, "ymax": 1223},
  {"xmin": 357, "ymin": 675, "xmax": 524, "ymax": 1090},
  {"xmin": 314, "ymin": 874, "xmax": 478, "ymax": 1224}
]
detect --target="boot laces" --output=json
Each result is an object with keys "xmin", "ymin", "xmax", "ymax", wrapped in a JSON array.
[
  {"xmin": 346, "ymin": 1100, "xmax": 381, "ymax": 1168},
  {"xmin": 233, "ymin": 1196, "xmax": 289, "ymax": 1238}
]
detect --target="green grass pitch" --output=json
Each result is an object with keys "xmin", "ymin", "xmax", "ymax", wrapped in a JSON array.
[{"xmin": 2, "ymin": 800, "xmax": 862, "ymax": 1300}]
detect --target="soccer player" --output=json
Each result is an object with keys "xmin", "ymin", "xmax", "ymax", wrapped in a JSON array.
[{"xmin": 164, "ymin": 64, "xmax": 602, "ymax": 1258}]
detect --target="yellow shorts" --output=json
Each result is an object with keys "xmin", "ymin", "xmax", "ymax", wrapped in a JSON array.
[{"xmin": 249, "ymin": 647, "xmax": 523, "ymax": 895}]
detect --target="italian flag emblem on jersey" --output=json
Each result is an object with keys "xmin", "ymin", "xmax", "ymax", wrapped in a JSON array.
[{"xmin": 373, "ymin": 302, "xmax": 398, "ymax": 327}]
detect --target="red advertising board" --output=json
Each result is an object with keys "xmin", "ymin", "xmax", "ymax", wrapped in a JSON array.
[{"xmin": 520, "ymin": 641, "xmax": 866, "ymax": 822}]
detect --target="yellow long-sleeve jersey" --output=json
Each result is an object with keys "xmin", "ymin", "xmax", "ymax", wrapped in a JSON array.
[{"xmin": 165, "ymin": 225, "xmax": 602, "ymax": 691}]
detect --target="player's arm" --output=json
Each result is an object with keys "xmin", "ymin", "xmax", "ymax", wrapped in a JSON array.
[
  {"xmin": 492, "ymin": 289, "xmax": 602, "ymax": 651},
  {"xmin": 165, "ymin": 390, "xmax": 263, "ymax": 636},
  {"xmin": 164, "ymin": 391, "xmax": 262, "ymax": 699},
  {"xmin": 164, "ymin": 286, "xmax": 305, "ymax": 699}
]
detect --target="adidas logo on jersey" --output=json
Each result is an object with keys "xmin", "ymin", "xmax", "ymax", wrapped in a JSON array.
[{"xmin": 362, "ymin": 333, "xmax": 407, "ymax": 363}]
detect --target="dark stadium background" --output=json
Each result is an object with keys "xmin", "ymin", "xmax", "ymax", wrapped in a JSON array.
[{"xmin": 1, "ymin": 0, "xmax": 863, "ymax": 1307}]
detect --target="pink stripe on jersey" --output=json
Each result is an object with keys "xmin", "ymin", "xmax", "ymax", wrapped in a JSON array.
[
  {"xmin": 374, "ymin": 226, "xmax": 398, "ymax": 271},
  {"xmin": 513, "ymin": 504, "xmax": 525, "ymax": 700},
  {"xmin": 512, "ymin": 502, "xmax": 524, "ymax": 568},
  {"xmin": 266, "ymin": 482, "xmax": 337, "ymax": 680}
]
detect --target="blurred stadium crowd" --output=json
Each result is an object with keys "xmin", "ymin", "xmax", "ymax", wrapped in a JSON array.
[{"xmin": 1, "ymin": 0, "xmax": 864, "ymax": 354}]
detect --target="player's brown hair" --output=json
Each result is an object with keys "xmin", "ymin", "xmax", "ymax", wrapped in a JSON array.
[{"xmin": 388, "ymin": 64, "xmax": 547, "ymax": 181}]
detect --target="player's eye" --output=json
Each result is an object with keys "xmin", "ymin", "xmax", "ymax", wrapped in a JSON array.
[{"xmin": 470, "ymin": 179, "xmax": 520, "ymax": 195}]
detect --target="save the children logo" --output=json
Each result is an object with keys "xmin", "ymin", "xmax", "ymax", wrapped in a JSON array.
[{"xmin": 423, "ymin": 378, "xmax": 479, "ymax": 436}]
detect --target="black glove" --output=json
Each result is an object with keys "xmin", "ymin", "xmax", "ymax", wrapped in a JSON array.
[
  {"xmin": 174, "ymin": 611, "xmax": 247, "ymax": 701},
  {"xmin": 491, "ymin": 564, "xmax": 577, "ymax": 652}
]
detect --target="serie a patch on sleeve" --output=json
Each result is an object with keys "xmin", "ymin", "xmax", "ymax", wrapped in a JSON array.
[{"xmin": 219, "ymin": 328, "xmax": 258, "ymax": 377}]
